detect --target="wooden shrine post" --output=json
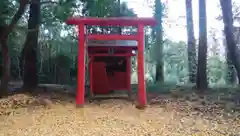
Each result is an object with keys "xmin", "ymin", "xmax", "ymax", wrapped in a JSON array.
[
  {"xmin": 137, "ymin": 24, "xmax": 146, "ymax": 107},
  {"xmin": 76, "ymin": 24, "xmax": 85, "ymax": 107}
]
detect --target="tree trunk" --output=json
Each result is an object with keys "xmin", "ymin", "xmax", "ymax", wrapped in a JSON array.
[
  {"xmin": 0, "ymin": 0, "xmax": 28, "ymax": 96},
  {"xmin": 22, "ymin": 0, "xmax": 40, "ymax": 89},
  {"xmin": 220, "ymin": 0, "xmax": 240, "ymax": 84},
  {"xmin": 0, "ymin": 39, "xmax": 10, "ymax": 96},
  {"xmin": 154, "ymin": 0, "xmax": 164, "ymax": 82},
  {"xmin": 185, "ymin": 0, "xmax": 197, "ymax": 83},
  {"xmin": 235, "ymin": 27, "xmax": 240, "ymax": 45},
  {"xmin": 117, "ymin": 0, "xmax": 122, "ymax": 34},
  {"xmin": 223, "ymin": 38, "xmax": 236, "ymax": 84},
  {"xmin": 196, "ymin": 0, "xmax": 208, "ymax": 89}
]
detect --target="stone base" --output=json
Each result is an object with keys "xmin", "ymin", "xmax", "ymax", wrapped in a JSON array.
[
  {"xmin": 76, "ymin": 104, "xmax": 84, "ymax": 108},
  {"xmin": 135, "ymin": 104, "xmax": 147, "ymax": 110}
]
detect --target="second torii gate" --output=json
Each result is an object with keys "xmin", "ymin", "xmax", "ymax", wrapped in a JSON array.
[{"xmin": 66, "ymin": 17, "xmax": 157, "ymax": 108}]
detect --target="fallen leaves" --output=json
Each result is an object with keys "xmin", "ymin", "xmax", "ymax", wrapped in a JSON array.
[
  {"xmin": 0, "ymin": 88, "xmax": 239, "ymax": 136},
  {"xmin": 0, "ymin": 93, "xmax": 55, "ymax": 116}
]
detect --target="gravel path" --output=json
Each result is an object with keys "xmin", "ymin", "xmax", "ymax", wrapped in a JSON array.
[{"xmin": 0, "ymin": 93, "xmax": 239, "ymax": 136}]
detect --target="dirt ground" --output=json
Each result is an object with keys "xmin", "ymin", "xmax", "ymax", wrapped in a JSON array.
[{"xmin": 0, "ymin": 88, "xmax": 240, "ymax": 136}]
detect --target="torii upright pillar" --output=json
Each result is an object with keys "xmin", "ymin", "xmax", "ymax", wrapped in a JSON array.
[
  {"xmin": 76, "ymin": 24, "xmax": 86, "ymax": 107},
  {"xmin": 66, "ymin": 17, "xmax": 157, "ymax": 108}
]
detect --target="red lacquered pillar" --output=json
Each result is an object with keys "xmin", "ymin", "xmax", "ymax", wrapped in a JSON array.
[
  {"xmin": 137, "ymin": 24, "xmax": 147, "ymax": 107},
  {"xmin": 76, "ymin": 24, "xmax": 85, "ymax": 107}
]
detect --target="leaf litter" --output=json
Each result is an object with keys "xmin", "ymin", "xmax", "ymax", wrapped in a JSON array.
[{"xmin": 0, "ymin": 88, "xmax": 239, "ymax": 136}]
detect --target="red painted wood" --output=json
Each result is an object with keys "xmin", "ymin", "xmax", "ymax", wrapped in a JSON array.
[
  {"xmin": 88, "ymin": 44, "xmax": 137, "ymax": 48},
  {"xmin": 88, "ymin": 46, "xmax": 137, "ymax": 51},
  {"xmin": 66, "ymin": 17, "xmax": 156, "ymax": 107},
  {"xmin": 88, "ymin": 49, "xmax": 133, "ymax": 95},
  {"xmin": 137, "ymin": 24, "xmax": 147, "ymax": 106},
  {"xmin": 88, "ymin": 34, "xmax": 138, "ymax": 41},
  {"xmin": 76, "ymin": 24, "xmax": 85, "ymax": 106},
  {"xmin": 89, "ymin": 53, "xmax": 135, "ymax": 57},
  {"xmin": 66, "ymin": 17, "xmax": 157, "ymax": 26},
  {"xmin": 108, "ymin": 72, "xmax": 127, "ymax": 89},
  {"xmin": 91, "ymin": 62, "xmax": 109, "ymax": 94}
]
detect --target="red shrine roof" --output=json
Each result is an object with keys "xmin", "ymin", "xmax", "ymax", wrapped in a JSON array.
[{"xmin": 66, "ymin": 17, "xmax": 157, "ymax": 26}]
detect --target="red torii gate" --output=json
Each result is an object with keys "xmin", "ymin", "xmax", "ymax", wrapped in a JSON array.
[{"xmin": 66, "ymin": 17, "xmax": 157, "ymax": 108}]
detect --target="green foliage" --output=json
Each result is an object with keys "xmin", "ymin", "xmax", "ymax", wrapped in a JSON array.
[
  {"xmin": 53, "ymin": 0, "xmax": 78, "ymax": 21},
  {"xmin": 1, "ymin": 0, "xmax": 239, "ymax": 88},
  {"xmin": 0, "ymin": 0, "xmax": 16, "ymax": 25},
  {"xmin": 38, "ymin": 0, "xmax": 136, "ymax": 84},
  {"xmin": 83, "ymin": 0, "xmax": 117, "ymax": 17},
  {"xmin": 207, "ymin": 56, "xmax": 225, "ymax": 84},
  {"xmin": 81, "ymin": 0, "xmax": 136, "ymax": 17},
  {"xmin": 54, "ymin": 54, "xmax": 72, "ymax": 68},
  {"xmin": 40, "ymin": 53, "xmax": 72, "ymax": 84},
  {"xmin": 163, "ymin": 40, "xmax": 188, "ymax": 83}
]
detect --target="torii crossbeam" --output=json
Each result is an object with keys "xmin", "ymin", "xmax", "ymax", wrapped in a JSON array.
[{"xmin": 66, "ymin": 17, "xmax": 157, "ymax": 108}]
